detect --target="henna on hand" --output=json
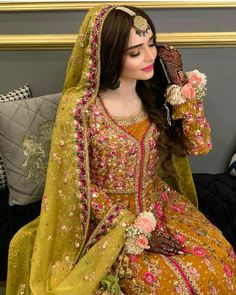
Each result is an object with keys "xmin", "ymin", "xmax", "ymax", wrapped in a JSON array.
[
  {"xmin": 156, "ymin": 42, "xmax": 188, "ymax": 86},
  {"xmin": 148, "ymin": 229, "xmax": 184, "ymax": 256}
]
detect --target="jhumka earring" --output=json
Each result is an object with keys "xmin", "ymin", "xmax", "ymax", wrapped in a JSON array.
[
  {"xmin": 110, "ymin": 80, "xmax": 121, "ymax": 90},
  {"xmin": 115, "ymin": 6, "xmax": 151, "ymax": 37}
]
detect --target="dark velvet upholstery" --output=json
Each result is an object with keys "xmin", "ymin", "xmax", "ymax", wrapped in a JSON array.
[
  {"xmin": 0, "ymin": 189, "xmax": 41, "ymax": 281},
  {"xmin": 193, "ymin": 173, "xmax": 236, "ymax": 250}
]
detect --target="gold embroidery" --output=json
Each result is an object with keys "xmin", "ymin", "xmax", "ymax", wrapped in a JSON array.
[
  {"xmin": 22, "ymin": 121, "xmax": 54, "ymax": 182},
  {"xmin": 113, "ymin": 112, "xmax": 148, "ymax": 126},
  {"xmin": 162, "ymin": 256, "xmax": 191, "ymax": 295}
]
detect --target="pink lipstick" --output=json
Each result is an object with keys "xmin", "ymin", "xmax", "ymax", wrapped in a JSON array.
[{"xmin": 142, "ymin": 64, "xmax": 154, "ymax": 72}]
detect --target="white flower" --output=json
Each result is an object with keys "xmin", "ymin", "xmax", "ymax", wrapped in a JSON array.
[{"xmin": 165, "ymin": 84, "xmax": 187, "ymax": 105}]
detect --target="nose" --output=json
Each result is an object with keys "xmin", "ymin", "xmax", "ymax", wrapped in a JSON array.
[{"xmin": 144, "ymin": 46, "xmax": 157, "ymax": 62}]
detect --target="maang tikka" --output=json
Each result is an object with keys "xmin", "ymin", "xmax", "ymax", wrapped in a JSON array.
[{"xmin": 115, "ymin": 7, "xmax": 151, "ymax": 37}]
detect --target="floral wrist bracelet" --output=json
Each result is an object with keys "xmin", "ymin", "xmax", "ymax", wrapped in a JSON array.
[
  {"xmin": 124, "ymin": 211, "xmax": 157, "ymax": 255},
  {"xmin": 164, "ymin": 69, "xmax": 207, "ymax": 125}
]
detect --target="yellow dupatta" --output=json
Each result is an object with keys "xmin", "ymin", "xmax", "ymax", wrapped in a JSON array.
[
  {"xmin": 7, "ymin": 5, "xmax": 134, "ymax": 295},
  {"xmin": 6, "ymin": 4, "xmax": 197, "ymax": 295}
]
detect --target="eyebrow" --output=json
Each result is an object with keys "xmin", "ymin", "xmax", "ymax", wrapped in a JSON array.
[{"xmin": 126, "ymin": 34, "xmax": 155, "ymax": 51}]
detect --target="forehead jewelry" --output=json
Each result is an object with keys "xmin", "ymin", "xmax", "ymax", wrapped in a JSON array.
[{"xmin": 115, "ymin": 6, "xmax": 151, "ymax": 37}]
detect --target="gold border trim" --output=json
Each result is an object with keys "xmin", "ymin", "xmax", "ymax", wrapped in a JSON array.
[
  {"xmin": 1, "ymin": 1, "xmax": 236, "ymax": 11},
  {"xmin": 0, "ymin": 32, "xmax": 236, "ymax": 50}
]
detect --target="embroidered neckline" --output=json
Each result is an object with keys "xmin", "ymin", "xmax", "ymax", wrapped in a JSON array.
[
  {"xmin": 98, "ymin": 94, "xmax": 148, "ymax": 126},
  {"xmin": 113, "ymin": 113, "xmax": 148, "ymax": 126},
  {"xmin": 97, "ymin": 95, "xmax": 151, "ymax": 144}
]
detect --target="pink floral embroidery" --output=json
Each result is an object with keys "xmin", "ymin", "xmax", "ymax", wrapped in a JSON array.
[
  {"xmin": 154, "ymin": 202, "xmax": 163, "ymax": 220},
  {"xmin": 224, "ymin": 263, "xmax": 232, "ymax": 277},
  {"xmin": 174, "ymin": 233, "xmax": 186, "ymax": 244},
  {"xmin": 189, "ymin": 266, "xmax": 200, "ymax": 279},
  {"xmin": 129, "ymin": 255, "xmax": 138, "ymax": 263},
  {"xmin": 91, "ymin": 201, "xmax": 103, "ymax": 211},
  {"xmin": 203, "ymin": 258, "xmax": 215, "ymax": 272},
  {"xmin": 192, "ymin": 246, "xmax": 207, "ymax": 257},
  {"xmin": 135, "ymin": 235, "xmax": 150, "ymax": 249},
  {"xmin": 229, "ymin": 248, "xmax": 236, "ymax": 261},
  {"xmin": 160, "ymin": 191, "xmax": 169, "ymax": 202},
  {"xmin": 209, "ymin": 285, "xmax": 219, "ymax": 295},
  {"xmin": 174, "ymin": 283, "xmax": 185, "ymax": 294},
  {"xmin": 143, "ymin": 271, "xmax": 157, "ymax": 285},
  {"xmin": 172, "ymin": 204, "xmax": 185, "ymax": 213}
]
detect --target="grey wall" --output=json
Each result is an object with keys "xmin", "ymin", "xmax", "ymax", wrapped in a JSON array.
[{"xmin": 0, "ymin": 7, "xmax": 236, "ymax": 174}]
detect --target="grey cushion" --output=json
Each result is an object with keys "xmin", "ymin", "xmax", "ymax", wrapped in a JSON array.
[
  {"xmin": 0, "ymin": 93, "xmax": 61, "ymax": 205},
  {"xmin": 229, "ymin": 153, "xmax": 236, "ymax": 177},
  {"xmin": 0, "ymin": 83, "xmax": 32, "ymax": 191}
]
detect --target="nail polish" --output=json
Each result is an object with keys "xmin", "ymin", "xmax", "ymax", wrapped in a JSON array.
[{"xmin": 178, "ymin": 250, "xmax": 184, "ymax": 255}]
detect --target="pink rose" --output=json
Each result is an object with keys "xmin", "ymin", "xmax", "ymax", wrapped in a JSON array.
[
  {"xmin": 192, "ymin": 246, "xmax": 206, "ymax": 257},
  {"xmin": 180, "ymin": 83, "xmax": 196, "ymax": 100},
  {"xmin": 135, "ymin": 217, "xmax": 155, "ymax": 234},
  {"xmin": 135, "ymin": 235, "xmax": 150, "ymax": 249},
  {"xmin": 143, "ymin": 271, "xmax": 157, "ymax": 285},
  {"xmin": 188, "ymin": 73, "xmax": 203, "ymax": 86},
  {"xmin": 224, "ymin": 263, "xmax": 232, "ymax": 277}
]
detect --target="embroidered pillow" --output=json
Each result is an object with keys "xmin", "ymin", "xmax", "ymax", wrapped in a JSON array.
[
  {"xmin": 229, "ymin": 153, "xmax": 236, "ymax": 177},
  {"xmin": 0, "ymin": 84, "xmax": 32, "ymax": 191},
  {"xmin": 0, "ymin": 93, "xmax": 61, "ymax": 205}
]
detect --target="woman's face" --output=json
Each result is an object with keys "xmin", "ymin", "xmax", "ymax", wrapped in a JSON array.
[{"xmin": 120, "ymin": 27, "xmax": 157, "ymax": 82}]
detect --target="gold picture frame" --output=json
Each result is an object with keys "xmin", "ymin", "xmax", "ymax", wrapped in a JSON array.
[
  {"xmin": 0, "ymin": 32, "xmax": 236, "ymax": 50},
  {"xmin": 0, "ymin": 1, "xmax": 236, "ymax": 11}
]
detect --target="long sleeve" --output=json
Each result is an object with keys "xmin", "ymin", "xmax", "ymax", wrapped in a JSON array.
[{"xmin": 172, "ymin": 98, "xmax": 212, "ymax": 155}]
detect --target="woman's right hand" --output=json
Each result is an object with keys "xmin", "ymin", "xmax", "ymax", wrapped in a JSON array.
[{"xmin": 148, "ymin": 229, "xmax": 184, "ymax": 256}]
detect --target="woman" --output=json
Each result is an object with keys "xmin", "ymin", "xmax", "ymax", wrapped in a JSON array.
[{"xmin": 6, "ymin": 5, "xmax": 236, "ymax": 295}]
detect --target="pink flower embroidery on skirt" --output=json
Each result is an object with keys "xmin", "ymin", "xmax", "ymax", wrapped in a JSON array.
[
  {"xmin": 192, "ymin": 246, "xmax": 206, "ymax": 257},
  {"xmin": 143, "ymin": 271, "xmax": 157, "ymax": 285}
]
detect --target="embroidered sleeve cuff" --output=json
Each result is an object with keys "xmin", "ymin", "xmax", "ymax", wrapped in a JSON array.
[{"xmin": 172, "ymin": 99, "xmax": 212, "ymax": 155}]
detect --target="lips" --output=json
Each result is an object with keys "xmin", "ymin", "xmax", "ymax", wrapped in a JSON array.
[{"xmin": 142, "ymin": 64, "xmax": 154, "ymax": 72}]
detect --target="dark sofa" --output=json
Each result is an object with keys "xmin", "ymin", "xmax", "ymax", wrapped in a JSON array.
[{"xmin": 194, "ymin": 173, "xmax": 236, "ymax": 250}]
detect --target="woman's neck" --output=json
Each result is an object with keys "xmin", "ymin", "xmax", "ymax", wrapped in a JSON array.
[
  {"xmin": 99, "ymin": 79, "xmax": 144, "ymax": 117},
  {"xmin": 101, "ymin": 78, "xmax": 138, "ymax": 102}
]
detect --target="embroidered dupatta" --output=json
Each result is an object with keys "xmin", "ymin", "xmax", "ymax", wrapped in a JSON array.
[{"xmin": 7, "ymin": 4, "xmax": 197, "ymax": 295}]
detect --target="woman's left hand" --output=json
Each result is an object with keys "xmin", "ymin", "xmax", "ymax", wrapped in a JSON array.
[{"xmin": 148, "ymin": 229, "xmax": 184, "ymax": 256}]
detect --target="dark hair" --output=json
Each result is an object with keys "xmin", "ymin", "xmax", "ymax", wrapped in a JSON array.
[{"xmin": 100, "ymin": 6, "xmax": 191, "ymax": 163}]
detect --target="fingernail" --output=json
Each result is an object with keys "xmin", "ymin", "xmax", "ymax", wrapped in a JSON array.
[{"xmin": 178, "ymin": 250, "xmax": 184, "ymax": 255}]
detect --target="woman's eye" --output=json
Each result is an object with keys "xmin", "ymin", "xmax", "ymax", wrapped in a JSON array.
[
  {"xmin": 130, "ymin": 52, "xmax": 140, "ymax": 57},
  {"xmin": 149, "ymin": 43, "xmax": 156, "ymax": 47}
]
